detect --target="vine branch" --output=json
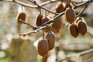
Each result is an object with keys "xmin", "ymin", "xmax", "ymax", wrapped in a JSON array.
[
  {"xmin": 62, "ymin": 48, "xmax": 93, "ymax": 61},
  {"xmin": 2, "ymin": 0, "xmax": 58, "ymax": 8},
  {"xmin": 28, "ymin": 0, "xmax": 58, "ymax": 15},
  {"xmin": 19, "ymin": 0, "xmax": 93, "ymax": 36},
  {"xmin": 1, "ymin": 0, "xmax": 58, "ymax": 14}
]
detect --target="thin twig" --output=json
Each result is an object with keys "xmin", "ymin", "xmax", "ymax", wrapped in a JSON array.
[
  {"xmin": 74, "ymin": 0, "xmax": 92, "ymax": 9},
  {"xmin": 19, "ymin": 23, "xmax": 52, "ymax": 36},
  {"xmin": 2, "ymin": 0, "xmax": 58, "ymax": 14},
  {"xmin": 70, "ymin": 1, "xmax": 76, "ymax": 7},
  {"xmin": 19, "ymin": 19, "xmax": 34, "ymax": 28},
  {"xmin": 61, "ymin": 48, "xmax": 93, "ymax": 61},
  {"xmin": 19, "ymin": 19, "xmax": 38, "ymax": 30},
  {"xmin": 76, "ymin": 5, "xmax": 88, "ymax": 17},
  {"xmin": 28, "ymin": 0, "xmax": 58, "ymax": 15},
  {"xmin": 85, "ymin": 56, "xmax": 93, "ymax": 62},
  {"xmin": 3, "ymin": 0, "xmax": 58, "ymax": 8},
  {"xmin": 79, "ymin": 48, "xmax": 93, "ymax": 56}
]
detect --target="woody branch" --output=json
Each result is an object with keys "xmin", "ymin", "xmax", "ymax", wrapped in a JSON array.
[
  {"xmin": 1, "ymin": 0, "xmax": 58, "ymax": 14},
  {"xmin": 61, "ymin": 48, "xmax": 93, "ymax": 61},
  {"xmin": 19, "ymin": 0, "xmax": 93, "ymax": 36}
]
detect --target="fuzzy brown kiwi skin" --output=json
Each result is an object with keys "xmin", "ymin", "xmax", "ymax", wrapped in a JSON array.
[
  {"xmin": 78, "ymin": 21, "xmax": 87, "ymax": 35},
  {"xmin": 16, "ymin": 12, "xmax": 27, "ymax": 33},
  {"xmin": 36, "ymin": 14, "xmax": 43, "ymax": 26},
  {"xmin": 52, "ymin": 16, "xmax": 62, "ymax": 33},
  {"xmin": 46, "ymin": 31, "xmax": 55, "ymax": 50},
  {"xmin": 56, "ymin": 2, "xmax": 65, "ymax": 13},
  {"xmin": 16, "ymin": 12, "xmax": 27, "ymax": 23},
  {"xmin": 65, "ymin": 8, "xmax": 76, "ymax": 24},
  {"xmin": 38, "ymin": 39, "xmax": 49, "ymax": 57},
  {"xmin": 42, "ymin": 16, "xmax": 49, "ymax": 24},
  {"xmin": 70, "ymin": 24, "xmax": 79, "ymax": 38},
  {"xmin": 42, "ymin": 16, "xmax": 51, "ymax": 32}
]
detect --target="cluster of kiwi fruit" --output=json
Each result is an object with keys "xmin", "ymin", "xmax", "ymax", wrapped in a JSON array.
[
  {"xmin": 36, "ymin": 12, "xmax": 56, "ymax": 57},
  {"xmin": 16, "ymin": 0, "xmax": 87, "ymax": 57},
  {"xmin": 36, "ymin": 1, "xmax": 87, "ymax": 57},
  {"xmin": 38, "ymin": 31, "xmax": 56, "ymax": 57},
  {"xmin": 65, "ymin": 2, "xmax": 87, "ymax": 38},
  {"xmin": 36, "ymin": 2, "xmax": 65, "ymax": 57}
]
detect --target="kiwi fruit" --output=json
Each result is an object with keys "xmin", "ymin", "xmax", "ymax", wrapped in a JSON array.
[
  {"xmin": 69, "ymin": 24, "xmax": 79, "ymax": 37},
  {"xmin": 65, "ymin": 8, "xmax": 76, "ymax": 24},
  {"xmin": 16, "ymin": 12, "xmax": 27, "ymax": 23},
  {"xmin": 42, "ymin": 16, "xmax": 51, "ymax": 32},
  {"xmin": 52, "ymin": 16, "xmax": 62, "ymax": 33},
  {"xmin": 46, "ymin": 31, "xmax": 55, "ymax": 50},
  {"xmin": 77, "ymin": 20, "xmax": 87, "ymax": 35},
  {"xmin": 56, "ymin": 2, "xmax": 66, "ymax": 13},
  {"xmin": 38, "ymin": 39, "xmax": 49, "ymax": 57},
  {"xmin": 36, "ymin": 14, "xmax": 43, "ymax": 26}
]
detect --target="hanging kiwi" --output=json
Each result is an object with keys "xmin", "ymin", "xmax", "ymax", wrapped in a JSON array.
[
  {"xmin": 46, "ymin": 31, "xmax": 56, "ymax": 50},
  {"xmin": 56, "ymin": 2, "xmax": 66, "ymax": 13},
  {"xmin": 52, "ymin": 16, "xmax": 62, "ymax": 33},
  {"xmin": 42, "ymin": 16, "xmax": 51, "ymax": 32},
  {"xmin": 36, "ymin": 8, "xmax": 43, "ymax": 26},
  {"xmin": 65, "ymin": 7, "xmax": 76, "ymax": 24},
  {"xmin": 77, "ymin": 17, "xmax": 87, "ymax": 35},
  {"xmin": 16, "ymin": 5, "xmax": 27, "ymax": 33},
  {"xmin": 16, "ymin": 12, "xmax": 27, "ymax": 23},
  {"xmin": 38, "ymin": 39, "xmax": 49, "ymax": 57},
  {"xmin": 36, "ymin": 14, "xmax": 43, "ymax": 26},
  {"xmin": 69, "ymin": 24, "xmax": 79, "ymax": 38}
]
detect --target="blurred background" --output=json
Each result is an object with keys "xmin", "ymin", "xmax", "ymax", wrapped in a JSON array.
[{"xmin": 0, "ymin": 0, "xmax": 93, "ymax": 62}]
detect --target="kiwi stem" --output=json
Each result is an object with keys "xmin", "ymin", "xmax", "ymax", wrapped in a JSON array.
[
  {"xmin": 21, "ymin": 5, "xmax": 24, "ymax": 12},
  {"xmin": 42, "ymin": 30, "xmax": 45, "ymax": 39},
  {"xmin": 29, "ymin": 0, "xmax": 58, "ymax": 15},
  {"xmin": 67, "ymin": 0, "xmax": 72, "ymax": 8},
  {"xmin": 45, "ymin": 10, "xmax": 47, "ymax": 17},
  {"xmin": 70, "ymin": 1, "xmax": 76, "ymax": 7},
  {"xmin": 19, "ymin": 19, "xmax": 36, "ymax": 30},
  {"xmin": 76, "ymin": 5, "xmax": 88, "ymax": 17},
  {"xmin": 39, "ymin": 8, "xmax": 42, "ymax": 15},
  {"xmin": 17, "ymin": 22, "xmax": 21, "ymax": 33},
  {"xmin": 42, "ymin": 55, "xmax": 48, "ymax": 62}
]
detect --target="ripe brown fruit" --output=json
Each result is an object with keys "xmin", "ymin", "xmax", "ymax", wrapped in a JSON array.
[
  {"xmin": 65, "ymin": 8, "xmax": 76, "ymax": 24},
  {"xmin": 52, "ymin": 16, "xmax": 62, "ymax": 33},
  {"xmin": 46, "ymin": 31, "xmax": 55, "ymax": 50},
  {"xmin": 69, "ymin": 24, "xmax": 79, "ymax": 37},
  {"xmin": 42, "ymin": 16, "xmax": 49, "ymax": 24},
  {"xmin": 78, "ymin": 20, "xmax": 87, "ymax": 35},
  {"xmin": 38, "ymin": 39, "xmax": 49, "ymax": 57},
  {"xmin": 36, "ymin": 14, "xmax": 43, "ymax": 26},
  {"xmin": 56, "ymin": 2, "xmax": 65, "ymax": 13},
  {"xmin": 42, "ymin": 16, "xmax": 51, "ymax": 32},
  {"xmin": 16, "ymin": 12, "xmax": 27, "ymax": 33},
  {"xmin": 16, "ymin": 12, "xmax": 27, "ymax": 23}
]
